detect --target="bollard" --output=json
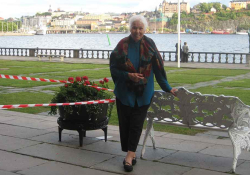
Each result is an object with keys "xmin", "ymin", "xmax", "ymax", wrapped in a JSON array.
[
  {"xmin": 29, "ymin": 49, "xmax": 35, "ymax": 57},
  {"xmin": 73, "ymin": 50, "xmax": 79, "ymax": 58},
  {"xmin": 246, "ymin": 54, "xmax": 250, "ymax": 67}
]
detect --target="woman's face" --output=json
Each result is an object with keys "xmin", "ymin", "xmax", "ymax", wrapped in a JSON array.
[{"xmin": 130, "ymin": 20, "xmax": 145, "ymax": 42}]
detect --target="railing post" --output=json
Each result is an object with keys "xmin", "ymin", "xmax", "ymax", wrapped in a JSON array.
[
  {"xmin": 73, "ymin": 50, "xmax": 79, "ymax": 58},
  {"xmin": 246, "ymin": 54, "xmax": 250, "ymax": 67}
]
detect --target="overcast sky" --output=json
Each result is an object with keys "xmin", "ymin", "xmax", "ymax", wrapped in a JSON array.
[{"xmin": 0, "ymin": 0, "xmax": 231, "ymax": 19}]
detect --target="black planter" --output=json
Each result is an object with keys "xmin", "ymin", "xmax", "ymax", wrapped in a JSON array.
[{"xmin": 57, "ymin": 104, "xmax": 109, "ymax": 146}]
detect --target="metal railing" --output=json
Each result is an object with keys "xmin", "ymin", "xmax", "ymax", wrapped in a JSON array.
[{"xmin": 0, "ymin": 47, "xmax": 249, "ymax": 64}]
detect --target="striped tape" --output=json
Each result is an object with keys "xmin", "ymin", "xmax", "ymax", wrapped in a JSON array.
[{"xmin": 0, "ymin": 99, "xmax": 116, "ymax": 109}]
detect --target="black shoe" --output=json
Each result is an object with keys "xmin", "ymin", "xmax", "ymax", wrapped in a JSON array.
[
  {"xmin": 132, "ymin": 157, "xmax": 137, "ymax": 166},
  {"xmin": 123, "ymin": 159, "xmax": 133, "ymax": 172}
]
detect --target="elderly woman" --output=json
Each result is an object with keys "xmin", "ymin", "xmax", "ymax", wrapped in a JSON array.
[{"xmin": 110, "ymin": 15, "xmax": 177, "ymax": 172}]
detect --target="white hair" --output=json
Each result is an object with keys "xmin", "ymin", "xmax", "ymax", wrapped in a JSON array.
[{"xmin": 129, "ymin": 15, "xmax": 148, "ymax": 31}]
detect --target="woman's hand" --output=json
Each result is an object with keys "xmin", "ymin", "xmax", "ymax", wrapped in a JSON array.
[
  {"xmin": 128, "ymin": 73, "xmax": 144, "ymax": 82},
  {"xmin": 170, "ymin": 88, "xmax": 178, "ymax": 96}
]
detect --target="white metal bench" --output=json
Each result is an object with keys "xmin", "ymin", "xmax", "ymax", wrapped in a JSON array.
[
  {"xmin": 141, "ymin": 87, "xmax": 250, "ymax": 173},
  {"xmin": 37, "ymin": 54, "xmax": 65, "ymax": 62}
]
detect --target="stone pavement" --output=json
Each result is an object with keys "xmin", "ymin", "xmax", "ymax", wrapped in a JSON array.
[{"xmin": 0, "ymin": 109, "xmax": 250, "ymax": 175}]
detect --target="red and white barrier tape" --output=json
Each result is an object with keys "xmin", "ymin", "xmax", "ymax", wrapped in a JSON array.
[
  {"xmin": 0, "ymin": 74, "xmax": 69, "ymax": 84},
  {"xmin": 86, "ymin": 85, "xmax": 114, "ymax": 92},
  {"xmin": 0, "ymin": 99, "xmax": 116, "ymax": 109},
  {"xmin": 0, "ymin": 74, "xmax": 114, "ymax": 92}
]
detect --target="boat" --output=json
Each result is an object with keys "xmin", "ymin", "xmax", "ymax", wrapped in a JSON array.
[
  {"xmin": 236, "ymin": 32, "xmax": 248, "ymax": 35},
  {"xmin": 152, "ymin": 31, "xmax": 158, "ymax": 34},
  {"xmin": 36, "ymin": 26, "xmax": 47, "ymax": 35},
  {"xmin": 211, "ymin": 30, "xmax": 230, "ymax": 34}
]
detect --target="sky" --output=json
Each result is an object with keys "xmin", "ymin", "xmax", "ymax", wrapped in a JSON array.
[{"xmin": 0, "ymin": 0, "xmax": 231, "ymax": 19}]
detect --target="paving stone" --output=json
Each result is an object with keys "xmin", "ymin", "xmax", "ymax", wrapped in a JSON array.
[
  {"xmin": 0, "ymin": 150, "xmax": 47, "ymax": 172},
  {"xmin": 137, "ymin": 146, "xmax": 177, "ymax": 161},
  {"xmin": 82, "ymin": 140, "xmax": 126, "ymax": 156},
  {"xmin": 159, "ymin": 151, "xmax": 244, "ymax": 172},
  {"xmin": 140, "ymin": 136, "xmax": 214, "ymax": 152},
  {"xmin": 93, "ymin": 155, "xmax": 191, "ymax": 175},
  {"xmin": 0, "ymin": 135, "xmax": 40, "ymax": 151},
  {"xmin": 0, "ymin": 170, "xmax": 18, "ymax": 175},
  {"xmin": 200, "ymin": 144, "xmax": 250, "ymax": 160},
  {"xmin": 0, "ymin": 123, "xmax": 51, "ymax": 139},
  {"xmin": 235, "ymin": 161, "xmax": 250, "ymax": 175},
  {"xmin": 0, "ymin": 115, "xmax": 16, "ymax": 122},
  {"xmin": 29, "ymin": 132, "xmax": 100, "ymax": 147},
  {"xmin": 201, "ymin": 131, "xmax": 230, "ymax": 138},
  {"xmin": 162, "ymin": 133, "xmax": 232, "ymax": 146},
  {"xmin": 2, "ymin": 118, "xmax": 57, "ymax": 129},
  {"xmin": 182, "ymin": 168, "xmax": 231, "ymax": 175},
  {"xmin": 17, "ymin": 161, "xmax": 117, "ymax": 175},
  {"xmin": 15, "ymin": 143, "xmax": 114, "ymax": 167}
]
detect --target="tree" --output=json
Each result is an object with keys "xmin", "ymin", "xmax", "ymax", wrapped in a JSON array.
[
  {"xmin": 199, "ymin": 3, "xmax": 209, "ymax": 13},
  {"xmin": 222, "ymin": 4, "xmax": 227, "ymax": 10},
  {"xmin": 247, "ymin": 4, "xmax": 250, "ymax": 10},
  {"xmin": 213, "ymin": 3, "xmax": 221, "ymax": 12}
]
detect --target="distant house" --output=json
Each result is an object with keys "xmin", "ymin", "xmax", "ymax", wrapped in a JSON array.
[
  {"xmin": 230, "ymin": 0, "xmax": 250, "ymax": 10},
  {"xmin": 0, "ymin": 17, "xmax": 4, "ymax": 21},
  {"xmin": 211, "ymin": 7, "xmax": 217, "ymax": 13}
]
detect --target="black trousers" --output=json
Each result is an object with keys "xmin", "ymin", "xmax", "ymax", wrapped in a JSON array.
[{"xmin": 116, "ymin": 98, "xmax": 150, "ymax": 152}]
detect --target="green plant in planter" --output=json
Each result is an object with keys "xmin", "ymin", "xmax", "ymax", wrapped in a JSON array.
[{"xmin": 49, "ymin": 76, "xmax": 114, "ymax": 120}]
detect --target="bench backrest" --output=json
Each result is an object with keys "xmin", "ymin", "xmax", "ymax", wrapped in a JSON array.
[{"xmin": 148, "ymin": 88, "xmax": 250, "ymax": 130}]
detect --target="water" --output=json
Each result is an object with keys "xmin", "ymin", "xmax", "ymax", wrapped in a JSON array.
[{"xmin": 0, "ymin": 33, "xmax": 249, "ymax": 53}]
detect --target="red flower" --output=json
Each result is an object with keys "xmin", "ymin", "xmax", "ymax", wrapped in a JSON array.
[
  {"xmin": 68, "ymin": 77, "xmax": 74, "ymax": 82},
  {"xmin": 76, "ymin": 76, "xmax": 81, "ymax": 82},
  {"xmin": 64, "ymin": 84, "xmax": 68, "ymax": 88},
  {"xmin": 82, "ymin": 76, "xmax": 88, "ymax": 81},
  {"xmin": 103, "ymin": 77, "xmax": 109, "ymax": 83},
  {"xmin": 85, "ymin": 80, "xmax": 90, "ymax": 85},
  {"xmin": 99, "ymin": 80, "xmax": 104, "ymax": 84}
]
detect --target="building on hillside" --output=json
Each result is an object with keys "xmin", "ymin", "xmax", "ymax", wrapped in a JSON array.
[
  {"xmin": 158, "ymin": 0, "xmax": 190, "ymax": 18},
  {"xmin": 0, "ymin": 17, "xmax": 4, "ymax": 21},
  {"xmin": 211, "ymin": 7, "xmax": 217, "ymax": 13},
  {"xmin": 50, "ymin": 18, "xmax": 75, "ymax": 28},
  {"xmin": 52, "ymin": 8, "xmax": 66, "ymax": 17},
  {"xmin": 76, "ymin": 19, "xmax": 99, "ymax": 30},
  {"xmin": 82, "ymin": 14, "xmax": 112, "ymax": 23},
  {"xmin": 48, "ymin": 5, "xmax": 52, "ymax": 13},
  {"xmin": 230, "ymin": 0, "xmax": 250, "ymax": 10}
]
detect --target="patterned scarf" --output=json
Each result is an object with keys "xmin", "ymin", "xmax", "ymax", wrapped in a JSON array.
[{"xmin": 110, "ymin": 35, "xmax": 166, "ymax": 84}]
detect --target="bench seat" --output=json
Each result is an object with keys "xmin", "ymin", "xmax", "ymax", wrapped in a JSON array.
[{"xmin": 141, "ymin": 87, "xmax": 250, "ymax": 173}]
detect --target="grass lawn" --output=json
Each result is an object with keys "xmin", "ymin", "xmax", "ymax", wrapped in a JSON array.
[
  {"xmin": 193, "ymin": 86, "xmax": 250, "ymax": 106},
  {"xmin": 216, "ymin": 79, "xmax": 250, "ymax": 88},
  {"xmin": 1, "ymin": 60, "xmax": 250, "ymax": 135}
]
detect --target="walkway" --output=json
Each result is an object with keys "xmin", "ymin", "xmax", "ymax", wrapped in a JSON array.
[{"xmin": 0, "ymin": 109, "xmax": 250, "ymax": 175}]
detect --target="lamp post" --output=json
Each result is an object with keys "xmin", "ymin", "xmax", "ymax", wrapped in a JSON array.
[
  {"xmin": 177, "ymin": 0, "xmax": 181, "ymax": 68},
  {"xmin": 248, "ymin": 29, "xmax": 250, "ymax": 53}
]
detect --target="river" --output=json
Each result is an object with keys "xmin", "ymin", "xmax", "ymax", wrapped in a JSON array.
[{"xmin": 0, "ymin": 33, "xmax": 249, "ymax": 53}]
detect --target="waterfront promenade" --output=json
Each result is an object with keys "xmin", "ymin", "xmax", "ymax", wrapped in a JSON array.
[{"xmin": 0, "ymin": 56, "xmax": 250, "ymax": 175}]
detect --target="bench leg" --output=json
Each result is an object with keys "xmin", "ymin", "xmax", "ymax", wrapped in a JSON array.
[
  {"xmin": 141, "ymin": 117, "xmax": 154, "ymax": 158},
  {"xmin": 228, "ymin": 126, "xmax": 250, "ymax": 173},
  {"xmin": 49, "ymin": 56, "xmax": 52, "ymax": 61},
  {"xmin": 60, "ymin": 56, "xmax": 64, "ymax": 62},
  {"xmin": 38, "ymin": 56, "xmax": 41, "ymax": 61}
]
